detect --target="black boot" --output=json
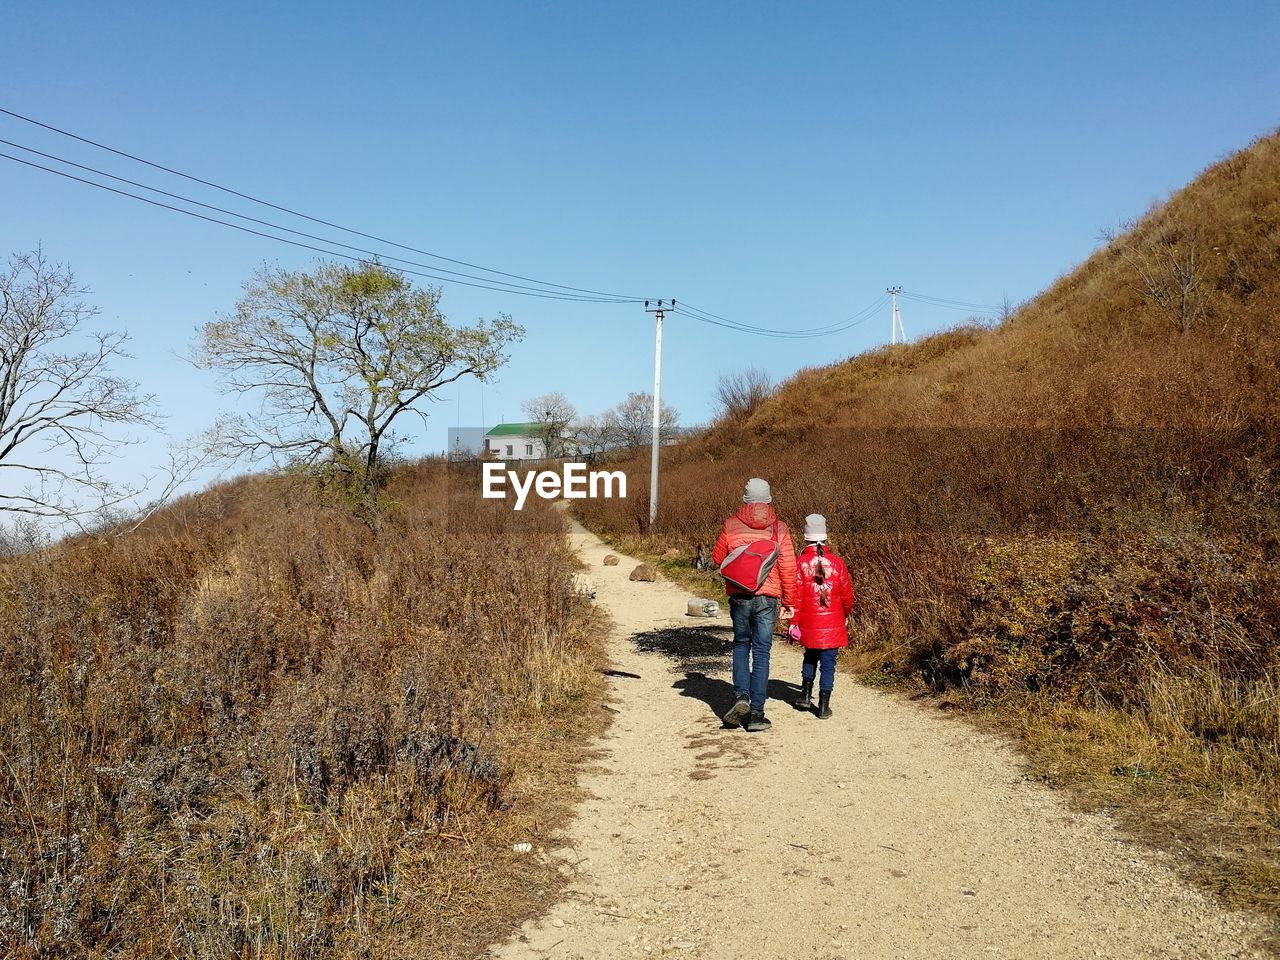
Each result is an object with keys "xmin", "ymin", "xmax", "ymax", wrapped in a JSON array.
[
  {"xmin": 794, "ymin": 679, "xmax": 813, "ymax": 711},
  {"xmin": 817, "ymin": 690, "xmax": 833, "ymax": 719},
  {"xmin": 744, "ymin": 710, "xmax": 772, "ymax": 732}
]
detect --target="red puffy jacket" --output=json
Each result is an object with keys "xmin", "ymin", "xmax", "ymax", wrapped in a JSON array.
[
  {"xmin": 711, "ymin": 503, "xmax": 798, "ymax": 607},
  {"xmin": 792, "ymin": 544, "xmax": 855, "ymax": 650}
]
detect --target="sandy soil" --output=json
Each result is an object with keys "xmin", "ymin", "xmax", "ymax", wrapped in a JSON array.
[{"xmin": 485, "ymin": 519, "xmax": 1267, "ymax": 960}]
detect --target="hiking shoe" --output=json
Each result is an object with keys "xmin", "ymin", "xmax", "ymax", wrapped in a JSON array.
[
  {"xmin": 744, "ymin": 710, "xmax": 772, "ymax": 732},
  {"xmin": 722, "ymin": 697, "xmax": 751, "ymax": 727},
  {"xmin": 816, "ymin": 690, "xmax": 833, "ymax": 720}
]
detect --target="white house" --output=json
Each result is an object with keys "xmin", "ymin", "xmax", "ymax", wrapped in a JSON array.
[{"xmin": 484, "ymin": 422, "xmax": 546, "ymax": 460}]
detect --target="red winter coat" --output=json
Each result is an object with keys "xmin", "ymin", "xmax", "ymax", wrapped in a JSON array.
[
  {"xmin": 711, "ymin": 503, "xmax": 798, "ymax": 607},
  {"xmin": 792, "ymin": 544, "xmax": 855, "ymax": 649}
]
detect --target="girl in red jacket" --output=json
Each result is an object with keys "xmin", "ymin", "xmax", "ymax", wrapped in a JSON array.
[{"xmin": 790, "ymin": 514, "xmax": 855, "ymax": 719}]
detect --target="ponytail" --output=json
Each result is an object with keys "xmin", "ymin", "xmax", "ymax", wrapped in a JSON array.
[{"xmin": 811, "ymin": 542, "xmax": 831, "ymax": 607}]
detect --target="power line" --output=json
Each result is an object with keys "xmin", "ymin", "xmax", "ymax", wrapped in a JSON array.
[
  {"xmin": 0, "ymin": 137, "xmax": 638, "ymax": 303},
  {"xmin": 0, "ymin": 107, "xmax": 1004, "ymax": 338},
  {"xmin": 674, "ymin": 300, "xmax": 883, "ymax": 338},
  {"xmin": 676, "ymin": 298, "xmax": 880, "ymax": 335},
  {"xmin": 901, "ymin": 289, "xmax": 998, "ymax": 309},
  {"xmin": 0, "ymin": 151, "xmax": 637, "ymax": 302},
  {"xmin": 0, "ymin": 105, "xmax": 648, "ymax": 301},
  {"xmin": 0, "ymin": 146, "xmax": 899, "ymax": 336},
  {"xmin": 899, "ymin": 290, "xmax": 1001, "ymax": 312},
  {"xmin": 672, "ymin": 295, "xmax": 887, "ymax": 339}
]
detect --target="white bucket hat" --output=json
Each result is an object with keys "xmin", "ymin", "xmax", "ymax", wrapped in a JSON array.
[
  {"xmin": 803, "ymin": 514, "xmax": 828, "ymax": 542},
  {"xmin": 742, "ymin": 478, "xmax": 773, "ymax": 504}
]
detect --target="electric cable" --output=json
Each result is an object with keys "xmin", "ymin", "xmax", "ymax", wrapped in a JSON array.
[
  {"xmin": 899, "ymin": 290, "xmax": 1001, "ymax": 312},
  {"xmin": 0, "ymin": 137, "xmax": 638, "ymax": 302},
  {"xmin": 672, "ymin": 295, "xmax": 887, "ymax": 339},
  {"xmin": 0, "ymin": 150, "xmax": 637, "ymax": 302},
  {"xmin": 0, "ymin": 107, "xmax": 1005, "ymax": 337},
  {"xmin": 0, "ymin": 105, "xmax": 648, "ymax": 300}
]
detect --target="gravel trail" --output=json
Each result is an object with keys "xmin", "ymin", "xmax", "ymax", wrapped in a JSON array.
[{"xmin": 486, "ymin": 519, "xmax": 1266, "ymax": 960}]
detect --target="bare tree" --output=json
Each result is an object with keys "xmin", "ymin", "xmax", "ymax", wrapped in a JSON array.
[
  {"xmin": 1103, "ymin": 216, "xmax": 1205, "ymax": 334},
  {"xmin": 571, "ymin": 413, "xmax": 621, "ymax": 461},
  {"xmin": 0, "ymin": 249, "xmax": 154, "ymax": 522},
  {"xmin": 610, "ymin": 391, "xmax": 679, "ymax": 450},
  {"xmin": 522, "ymin": 392, "xmax": 577, "ymax": 459},
  {"xmin": 998, "ymin": 296, "xmax": 1017, "ymax": 325},
  {"xmin": 0, "ymin": 513, "xmax": 50, "ymax": 556},
  {"xmin": 714, "ymin": 367, "xmax": 773, "ymax": 421},
  {"xmin": 196, "ymin": 261, "xmax": 522, "ymax": 492}
]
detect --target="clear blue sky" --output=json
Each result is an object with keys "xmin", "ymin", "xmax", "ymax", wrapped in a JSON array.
[{"xmin": 4, "ymin": 0, "xmax": 1278, "ymax": 494}]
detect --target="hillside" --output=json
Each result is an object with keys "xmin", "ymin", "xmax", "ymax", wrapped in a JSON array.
[
  {"xmin": 0, "ymin": 464, "xmax": 604, "ymax": 958},
  {"xmin": 576, "ymin": 131, "xmax": 1280, "ymax": 913}
]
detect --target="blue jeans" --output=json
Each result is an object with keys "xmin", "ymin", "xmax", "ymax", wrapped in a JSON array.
[
  {"xmin": 729, "ymin": 595, "xmax": 777, "ymax": 712},
  {"xmin": 802, "ymin": 647, "xmax": 839, "ymax": 693}
]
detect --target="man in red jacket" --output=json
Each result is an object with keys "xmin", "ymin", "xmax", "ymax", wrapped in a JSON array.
[{"xmin": 711, "ymin": 478, "xmax": 798, "ymax": 731}]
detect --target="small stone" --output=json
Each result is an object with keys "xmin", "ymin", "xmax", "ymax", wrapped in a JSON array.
[
  {"xmin": 551, "ymin": 918, "xmax": 565, "ymax": 928},
  {"xmin": 630, "ymin": 564, "xmax": 657, "ymax": 582},
  {"xmin": 686, "ymin": 598, "xmax": 720, "ymax": 617},
  {"xmin": 603, "ymin": 554, "xmax": 620, "ymax": 566}
]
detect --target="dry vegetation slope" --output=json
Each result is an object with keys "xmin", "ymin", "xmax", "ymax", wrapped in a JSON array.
[
  {"xmin": 577, "ymin": 132, "xmax": 1280, "ymax": 917},
  {"xmin": 0, "ymin": 462, "xmax": 604, "ymax": 958}
]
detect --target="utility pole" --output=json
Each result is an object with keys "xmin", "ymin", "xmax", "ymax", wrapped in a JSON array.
[
  {"xmin": 886, "ymin": 286, "xmax": 904, "ymax": 344},
  {"xmin": 644, "ymin": 299, "xmax": 674, "ymax": 529}
]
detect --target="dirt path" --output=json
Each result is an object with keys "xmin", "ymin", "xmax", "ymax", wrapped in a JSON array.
[{"xmin": 486, "ymin": 520, "xmax": 1267, "ymax": 960}]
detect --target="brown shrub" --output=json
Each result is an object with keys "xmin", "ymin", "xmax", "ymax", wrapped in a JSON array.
[{"xmin": 0, "ymin": 462, "xmax": 601, "ymax": 958}]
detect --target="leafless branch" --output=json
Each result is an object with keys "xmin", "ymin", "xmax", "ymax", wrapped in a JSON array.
[
  {"xmin": 0, "ymin": 248, "xmax": 156, "ymax": 522},
  {"xmin": 714, "ymin": 367, "xmax": 774, "ymax": 422},
  {"xmin": 1105, "ymin": 216, "xmax": 1206, "ymax": 334}
]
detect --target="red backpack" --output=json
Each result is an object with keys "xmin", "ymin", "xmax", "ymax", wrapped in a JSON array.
[{"xmin": 718, "ymin": 521, "xmax": 782, "ymax": 593}]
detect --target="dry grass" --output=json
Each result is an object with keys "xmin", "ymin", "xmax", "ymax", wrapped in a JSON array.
[
  {"xmin": 0, "ymin": 461, "xmax": 605, "ymax": 958},
  {"xmin": 575, "ymin": 131, "xmax": 1280, "ymax": 915},
  {"xmin": 990, "ymin": 668, "xmax": 1280, "ymax": 917}
]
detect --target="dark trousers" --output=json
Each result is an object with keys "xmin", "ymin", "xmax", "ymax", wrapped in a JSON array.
[
  {"xmin": 801, "ymin": 647, "xmax": 838, "ymax": 693},
  {"xmin": 729, "ymin": 594, "xmax": 777, "ymax": 712}
]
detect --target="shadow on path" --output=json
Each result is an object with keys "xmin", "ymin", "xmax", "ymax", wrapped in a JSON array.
[{"xmin": 630, "ymin": 625, "xmax": 801, "ymax": 723}]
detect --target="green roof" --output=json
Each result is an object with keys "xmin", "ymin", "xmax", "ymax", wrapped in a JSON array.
[{"xmin": 484, "ymin": 422, "xmax": 539, "ymax": 437}]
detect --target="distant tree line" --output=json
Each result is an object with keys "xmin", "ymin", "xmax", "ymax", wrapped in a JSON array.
[{"xmin": 520, "ymin": 390, "xmax": 682, "ymax": 461}]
